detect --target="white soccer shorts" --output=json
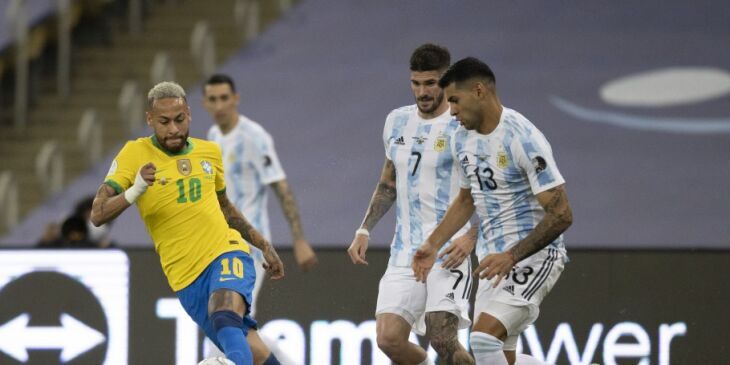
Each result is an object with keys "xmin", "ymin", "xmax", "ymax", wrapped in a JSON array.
[
  {"xmin": 473, "ymin": 247, "xmax": 565, "ymax": 346},
  {"xmin": 375, "ymin": 260, "xmax": 472, "ymax": 336}
]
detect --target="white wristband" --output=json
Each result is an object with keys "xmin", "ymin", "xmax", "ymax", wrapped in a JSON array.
[
  {"xmin": 355, "ymin": 228, "xmax": 370, "ymax": 237},
  {"xmin": 123, "ymin": 184, "xmax": 145, "ymax": 204},
  {"xmin": 123, "ymin": 169, "xmax": 149, "ymax": 204}
]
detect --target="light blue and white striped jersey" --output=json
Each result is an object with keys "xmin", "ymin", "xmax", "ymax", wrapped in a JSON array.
[
  {"xmin": 383, "ymin": 105, "xmax": 470, "ymax": 267},
  {"xmin": 207, "ymin": 114, "xmax": 286, "ymax": 247},
  {"xmin": 451, "ymin": 107, "xmax": 567, "ymax": 261}
]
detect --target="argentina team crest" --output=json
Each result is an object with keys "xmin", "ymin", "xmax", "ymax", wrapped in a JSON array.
[
  {"xmin": 434, "ymin": 135, "xmax": 447, "ymax": 152},
  {"xmin": 201, "ymin": 160, "xmax": 213, "ymax": 175},
  {"xmin": 497, "ymin": 150, "xmax": 510, "ymax": 169},
  {"xmin": 177, "ymin": 159, "xmax": 192, "ymax": 176}
]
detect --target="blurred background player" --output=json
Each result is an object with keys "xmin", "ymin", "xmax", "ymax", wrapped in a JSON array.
[
  {"xmin": 347, "ymin": 44, "xmax": 476, "ymax": 365},
  {"xmin": 72, "ymin": 195, "xmax": 114, "ymax": 245},
  {"xmin": 36, "ymin": 194, "xmax": 114, "ymax": 248},
  {"xmin": 413, "ymin": 57, "xmax": 573, "ymax": 365},
  {"xmin": 203, "ymin": 74, "xmax": 317, "ymax": 364},
  {"xmin": 90, "ymin": 81, "xmax": 285, "ymax": 365},
  {"xmin": 46, "ymin": 215, "xmax": 94, "ymax": 248}
]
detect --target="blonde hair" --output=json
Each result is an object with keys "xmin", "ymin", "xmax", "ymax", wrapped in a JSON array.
[{"xmin": 147, "ymin": 81, "xmax": 187, "ymax": 109}]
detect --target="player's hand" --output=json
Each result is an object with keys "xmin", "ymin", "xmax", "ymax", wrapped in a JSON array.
[
  {"xmin": 474, "ymin": 252, "xmax": 516, "ymax": 287},
  {"xmin": 124, "ymin": 162, "xmax": 156, "ymax": 204},
  {"xmin": 347, "ymin": 233, "xmax": 369, "ymax": 265},
  {"xmin": 262, "ymin": 245, "xmax": 285, "ymax": 280},
  {"xmin": 139, "ymin": 162, "xmax": 156, "ymax": 186},
  {"xmin": 412, "ymin": 242, "xmax": 437, "ymax": 283},
  {"xmin": 439, "ymin": 233, "xmax": 476, "ymax": 269},
  {"xmin": 293, "ymin": 239, "xmax": 318, "ymax": 271}
]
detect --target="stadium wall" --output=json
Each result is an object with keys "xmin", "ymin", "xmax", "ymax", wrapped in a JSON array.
[{"xmin": 0, "ymin": 249, "xmax": 726, "ymax": 364}]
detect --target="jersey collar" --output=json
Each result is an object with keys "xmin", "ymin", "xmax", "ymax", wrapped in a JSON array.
[{"xmin": 150, "ymin": 135, "xmax": 194, "ymax": 156}]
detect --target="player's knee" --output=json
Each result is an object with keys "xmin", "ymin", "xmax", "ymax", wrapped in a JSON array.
[
  {"xmin": 376, "ymin": 331, "xmax": 406, "ymax": 355},
  {"xmin": 210, "ymin": 310, "xmax": 248, "ymax": 336},
  {"xmin": 469, "ymin": 332, "xmax": 503, "ymax": 354},
  {"xmin": 430, "ymin": 335, "xmax": 455, "ymax": 357}
]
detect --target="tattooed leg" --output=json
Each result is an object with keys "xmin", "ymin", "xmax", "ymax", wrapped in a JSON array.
[
  {"xmin": 426, "ymin": 311, "xmax": 474, "ymax": 365},
  {"xmin": 208, "ymin": 289, "xmax": 253, "ymax": 364},
  {"xmin": 209, "ymin": 288, "xmax": 247, "ymax": 315}
]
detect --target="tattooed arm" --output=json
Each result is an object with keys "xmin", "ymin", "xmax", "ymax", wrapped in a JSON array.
[
  {"xmin": 90, "ymin": 184, "xmax": 131, "ymax": 226},
  {"xmin": 270, "ymin": 180, "xmax": 318, "ymax": 270},
  {"xmin": 474, "ymin": 184, "xmax": 573, "ymax": 285},
  {"xmin": 218, "ymin": 190, "xmax": 271, "ymax": 252},
  {"xmin": 508, "ymin": 184, "xmax": 573, "ymax": 261},
  {"xmin": 90, "ymin": 162, "xmax": 156, "ymax": 226},
  {"xmin": 218, "ymin": 191, "xmax": 284, "ymax": 279},
  {"xmin": 346, "ymin": 158, "xmax": 397, "ymax": 265},
  {"xmin": 360, "ymin": 159, "xmax": 397, "ymax": 231},
  {"xmin": 270, "ymin": 180, "xmax": 305, "ymax": 241}
]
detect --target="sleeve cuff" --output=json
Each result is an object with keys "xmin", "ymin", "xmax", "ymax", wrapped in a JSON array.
[
  {"xmin": 104, "ymin": 179, "xmax": 124, "ymax": 195},
  {"xmin": 532, "ymin": 179, "xmax": 565, "ymax": 195},
  {"xmin": 261, "ymin": 173, "xmax": 287, "ymax": 185}
]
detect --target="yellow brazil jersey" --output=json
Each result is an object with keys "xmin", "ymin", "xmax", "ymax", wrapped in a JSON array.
[{"xmin": 105, "ymin": 136, "xmax": 250, "ymax": 291}]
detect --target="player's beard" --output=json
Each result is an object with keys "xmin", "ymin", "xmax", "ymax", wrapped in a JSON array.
[
  {"xmin": 416, "ymin": 91, "xmax": 445, "ymax": 115},
  {"xmin": 460, "ymin": 108, "xmax": 483, "ymax": 131},
  {"xmin": 161, "ymin": 132, "xmax": 189, "ymax": 153}
]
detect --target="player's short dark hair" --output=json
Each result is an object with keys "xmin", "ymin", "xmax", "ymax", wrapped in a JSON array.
[
  {"xmin": 204, "ymin": 74, "xmax": 237, "ymax": 94},
  {"xmin": 410, "ymin": 43, "xmax": 451, "ymax": 72},
  {"xmin": 61, "ymin": 215, "xmax": 88, "ymax": 239},
  {"xmin": 438, "ymin": 57, "xmax": 496, "ymax": 89}
]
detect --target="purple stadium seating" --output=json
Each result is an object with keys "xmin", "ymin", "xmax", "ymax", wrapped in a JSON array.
[{"xmin": 3, "ymin": 0, "xmax": 729, "ymax": 249}]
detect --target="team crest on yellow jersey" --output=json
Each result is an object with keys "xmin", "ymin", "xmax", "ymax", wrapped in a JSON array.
[
  {"xmin": 497, "ymin": 150, "xmax": 509, "ymax": 169},
  {"xmin": 201, "ymin": 160, "xmax": 213, "ymax": 175},
  {"xmin": 434, "ymin": 136, "xmax": 447, "ymax": 152},
  {"xmin": 177, "ymin": 159, "xmax": 192, "ymax": 176}
]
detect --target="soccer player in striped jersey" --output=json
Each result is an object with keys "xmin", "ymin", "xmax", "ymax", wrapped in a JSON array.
[
  {"xmin": 203, "ymin": 74, "xmax": 317, "ymax": 364},
  {"xmin": 413, "ymin": 57, "xmax": 573, "ymax": 365},
  {"xmin": 348, "ymin": 44, "xmax": 477, "ymax": 365},
  {"xmin": 91, "ymin": 82, "xmax": 285, "ymax": 365}
]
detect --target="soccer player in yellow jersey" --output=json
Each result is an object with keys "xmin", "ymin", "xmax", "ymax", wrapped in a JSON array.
[{"xmin": 90, "ymin": 81, "xmax": 284, "ymax": 365}]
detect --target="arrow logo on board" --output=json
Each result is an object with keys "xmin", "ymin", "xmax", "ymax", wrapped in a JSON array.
[{"xmin": 0, "ymin": 313, "xmax": 105, "ymax": 362}]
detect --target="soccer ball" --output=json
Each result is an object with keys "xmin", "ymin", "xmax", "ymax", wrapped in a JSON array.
[{"xmin": 197, "ymin": 357, "xmax": 235, "ymax": 365}]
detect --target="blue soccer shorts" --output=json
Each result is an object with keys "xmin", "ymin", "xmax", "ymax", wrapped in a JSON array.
[{"xmin": 176, "ymin": 250, "xmax": 258, "ymax": 348}]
